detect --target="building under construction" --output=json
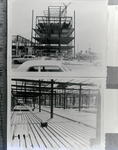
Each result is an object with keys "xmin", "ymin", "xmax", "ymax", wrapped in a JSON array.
[
  {"xmin": 10, "ymin": 78, "xmax": 101, "ymax": 149},
  {"xmin": 11, "ymin": 79, "xmax": 98, "ymax": 113},
  {"xmin": 31, "ymin": 3, "xmax": 75, "ymax": 57},
  {"xmin": 12, "ymin": 35, "xmax": 34, "ymax": 57}
]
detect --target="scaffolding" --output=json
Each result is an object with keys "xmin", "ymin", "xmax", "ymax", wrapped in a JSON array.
[{"xmin": 32, "ymin": 4, "xmax": 75, "ymax": 57}]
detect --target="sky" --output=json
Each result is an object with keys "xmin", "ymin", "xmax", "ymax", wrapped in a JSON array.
[{"xmin": 11, "ymin": 0, "xmax": 108, "ymax": 56}]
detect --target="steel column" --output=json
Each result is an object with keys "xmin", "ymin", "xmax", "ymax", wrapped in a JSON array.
[
  {"xmin": 39, "ymin": 80, "xmax": 41, "ymax": 112},
  {"xmin": 59, "ymin": 94, "xmax": 61, "ymax": 106},
  {"xmin": 65, "ymin": 93, "xmax": 68, "ymax": 109},
  {"xmin": 88, "ymin": 90, "xmax": 90, "ymax": 108},
  {"xmin": 58, "ymin": 6, "xmax": 61, "ymax": 55},
  {"xmin": 55, "ymin": 91, "xmax": 56, "ymax": 107},
  {"xmin": 86, "ymin": 95, "xmax": 88, "ymax": 108},
  {"xmin": 73, "ymin": 94, "xmax": 75, "ymax": 106},
  {"xmin": 24, "ymin": 81, "xmax": 26, "ymax": 104},
  {"xmin": 74, "ymin": 11, "xmax": 75, "ymax": 58},
  {"xmin": 33, "ymin": 86, "xmax": 35, "ymax": 110},
  {"xmin": 44, "ymin": 95, "xmax": 46, "ymax": 106},
  {"xmin": 51, "ymin": 79, "xmax": 53, "ymax": 118},
  {"xmin": 31, "ymin": 10, "xmax": 34, "ymax": 46},
  {"xmin": 64, "ymin": 89, "xmax": 66, "ymax": 109},
  {"xmin": 79, "ymin": 84, "xmax": 82, "ymax": 111},
  {"xmin": 82, "ymin": 94, "xmax": 83, "ymax": 108}
]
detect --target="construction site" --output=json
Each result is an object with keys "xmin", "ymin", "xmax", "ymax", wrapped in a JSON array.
[
  {"xmin": 10, "ymin": 78, "xmax": 102, "ymax": 149},
  {"xmin": 9, "ymin": 3, "xmax": 105, "ymax": 150},
  {"xmin": 12, "ymin": 3, "xmax": 75, "ymax": 58}
]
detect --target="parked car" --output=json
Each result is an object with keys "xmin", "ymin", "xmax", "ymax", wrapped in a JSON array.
[
  {"xmin": 13, "ymin": 55, "xmax": 36, "ymax": 64},
  {"xmin": 13, "ymin": 60, "xmax": 105, "ymax": 78},
  {"xmin": 14, "ymin": 60, "xmax": 71, "ymax": 72}
]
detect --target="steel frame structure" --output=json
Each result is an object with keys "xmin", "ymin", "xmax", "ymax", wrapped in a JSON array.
[
  {"xmin": 11, "ymin": 78, "xmax": 98, "ymax": 114},
  {"xmin": 12, "ymin": 35, "xmax": 33, "ymax": 55},
  {"xmin": 32, "ymin": 5, "xmax": 75, "ymax": 56},
  {"xmin": 11, "ymin": 78, "xmax": 102, "ymax": 145}
]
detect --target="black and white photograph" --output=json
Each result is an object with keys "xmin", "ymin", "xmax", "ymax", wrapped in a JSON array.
[
  {"xmin": 4, "ymin": 0, "xmax": 118, "ymax": 150},
  {"xmin": 10, "ymin": 0, "xmax": 107, "ymax": 77},
  {"xmin": 8, "ymin": 77, "xmax": 105, "ymax": 150}
]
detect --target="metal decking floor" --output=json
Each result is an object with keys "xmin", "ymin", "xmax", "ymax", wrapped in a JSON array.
[{"xmin": 10, "ymin": 105, "xmax": 96, "ymax": 150}]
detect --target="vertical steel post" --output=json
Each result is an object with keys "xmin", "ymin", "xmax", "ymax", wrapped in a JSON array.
[
  {"xmin": 56, "ymin": 90, "xmax": 59, "ymax": 105},
  {"xmin": 35, "ymin": 14, "xmax": 37, "ymax": 47},
  {"xmin": 86, "ymin": 92, "xmax": 88, "ymax": 108},
  {"xmin": 39, "ymin": 80, "xmax": 41, "ymax": 112},
  {"xmin": 45, "ymin": 94, "xmax": 46, "ymax": 106},
  {"xmin": 16, "ymin": 35, "xmax": 19, "ymax": 56},
  {"xmin": 64, "ymin": 89, "xmax": 66, "ymax": 109},
  {"xmin": 66, "ymin": 92, "xmax": 67, "ymax": 109},
  {"xmin": 51, "ymin": 79, "xmax": 53, "ymax": 118},
  {"xmin": 59, "ymin": 6, "xmax": 61, "ymax": 54},
  {"xmin": 33, "ymin": 86, "xmax": 35, "ymax": 110},
  {"xmin": 49, "ymin": 95, "xmax": 51, "ymax": 106},
  {"xmin": 88, "ymin": 89, "xmax": 90, "ymax": 108},
  {"xmin": 82, "ymin": 94, "xmax": 83, "ymax": 108},
  {"xmin": 59, "ymin": 93, "xmax": 61, "ymax": 106},
  {"xmin": 74, "ymin": 11, "xmax": 75, "ymax": 58},
  {"xmin": 16, "ymin": 81, "xmax": 18, "ymax": 104},
  {"xmin": 79, "ymin": 84, "xmax": 81, "ymax": 111},
  {"xmin": 31, "ymin": 10, "xmax": 34, "ymax": 46},
  {"xmin": 24, "ymin": 81, "xmax": 26, "ymax": 104},
  {"xmin": 55, "ymin": 91, "xmax": 56, "ymax": 107},
  {"xmin": 48, "ymin": 6, "xmax": 50, "ymax": 24},
  {"xmin": 73, "ymin": 94, "xmax": 75, "ymax": 106}
]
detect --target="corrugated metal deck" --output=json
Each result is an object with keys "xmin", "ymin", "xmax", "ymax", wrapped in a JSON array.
[{"xmin": 10, "ymin": 105, "xmax": 96, "ymax": 150}]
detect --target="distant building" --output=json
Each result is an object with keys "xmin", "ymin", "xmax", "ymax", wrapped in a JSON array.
[{"xmin": 12, "ymin": 35, "xmax": 34, "ymax": 57}]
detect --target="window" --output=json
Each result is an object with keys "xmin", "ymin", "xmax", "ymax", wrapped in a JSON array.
[
  {"xmin": 29, "ymin": 56, "xmax": 33, "ymax": 58},
  {"xmin": 40, "ymin": 66, "xmax": 63, "ymax": 72},
  {"xmin": 61, "ymin": 64, "xmax": 70, "ymax": 71},
  {"xmin": 27, "ymin": 66, "xmax": 38, "ymax": 72}
]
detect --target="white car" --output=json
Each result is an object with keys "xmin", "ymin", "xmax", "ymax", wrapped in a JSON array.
[
  {"xmin": 14, "ymin": 60, "xmax": 71, "ymax": 72},
  {"xmin": 13, "ymin": 60, "xmax": 105, "ymax": 78},
  {"xmin": 13, "ymin": 55, "xmax": 36, "ymax": 64}
]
